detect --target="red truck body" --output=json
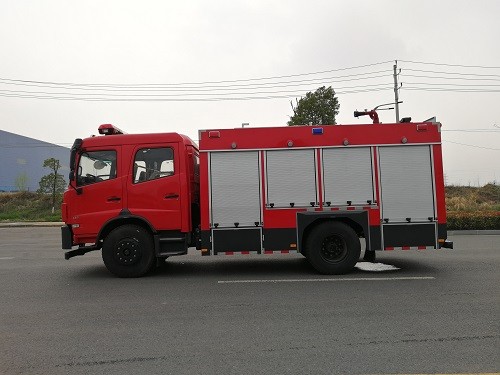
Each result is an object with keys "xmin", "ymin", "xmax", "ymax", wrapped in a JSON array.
[{"xmin": 62, "ymin": 121, "xmax": 452, "ymax": 277}]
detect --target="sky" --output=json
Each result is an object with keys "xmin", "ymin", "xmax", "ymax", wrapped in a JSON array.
[{"xmin": 1, "ymin": 0, "xmax": 499, "ymax": 186}]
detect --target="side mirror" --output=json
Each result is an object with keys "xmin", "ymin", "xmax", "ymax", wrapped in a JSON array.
[
  {"xmin": 69, "ymin": 138, "xmax": 83, "ymax": 171},
  {"xmin": 68, "ymin": 171, "xmax": 83, "ymax": 195}
]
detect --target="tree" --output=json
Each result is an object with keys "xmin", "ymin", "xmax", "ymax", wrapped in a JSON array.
[
  {"xmin": 288, "ymin": 86, "xmax": 339, "ymax": 126},
  {"xmin": 15, "ymin": 172, "xmax": 29, "ymax": 191},
  {"xmin": 38, "ymin": 158, "xmax": 66, "ymax": 213}
]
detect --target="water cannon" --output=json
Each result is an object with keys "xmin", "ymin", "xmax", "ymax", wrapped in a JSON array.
[{"xmin": 354, "ymin": 101, "xmax": 403, "ymax": 124}]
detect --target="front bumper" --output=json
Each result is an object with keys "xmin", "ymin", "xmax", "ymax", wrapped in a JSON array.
[
  {"xmin": 61, "ymin": 225, "xmax": 73, "ymax": 249},
  {"xmin": 64, "ymin": 244, "xmax": 100, "ymax": 260},
  {"xmin": 61, "ymin": 225, "xmax": 100, "ymax": 259}
]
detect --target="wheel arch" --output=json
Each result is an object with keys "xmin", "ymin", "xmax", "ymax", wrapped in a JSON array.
[
  {"xmin": 97, "ymin": 214, "xmax": 156, "ymax": 245},
  {"xmin": 297, "ymin": 211, "xmax": 369, "ymax": 254}
]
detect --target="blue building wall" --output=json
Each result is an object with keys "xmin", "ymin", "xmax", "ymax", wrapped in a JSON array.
[{"xmin": 0, "ymin": 130, "xmax": 70, "ymax": 192}]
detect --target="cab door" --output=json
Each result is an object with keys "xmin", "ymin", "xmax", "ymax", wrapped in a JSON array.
[
  {"xmin": 126, "ymin": 144, "xmax": 182, "ymax": 231},
  {"xmin": 71, "ymin": 147, "xmax": 123, "ymax": 238}
]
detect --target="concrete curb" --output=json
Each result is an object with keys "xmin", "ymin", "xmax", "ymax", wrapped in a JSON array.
[
  {"xmin": 0, "ymin": 222, "xmax": 64, "ymax": 228},
  {"xmin": 448, "ymin": 230, "xmax": 500, "ymax": 235}
]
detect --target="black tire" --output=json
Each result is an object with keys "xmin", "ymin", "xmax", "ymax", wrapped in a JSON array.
[
  {"xmin": 305, "ymin": 221, "xmax": 360, "ymax": 274},
  {"xmin": 102, "ymin": 225, "xmax": 155, "ymax": 278}
]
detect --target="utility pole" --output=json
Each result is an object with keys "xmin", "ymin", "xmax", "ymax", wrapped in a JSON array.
[{"xmin": 393, "ymin": 60, "xmax": 400, "ymax": 122}]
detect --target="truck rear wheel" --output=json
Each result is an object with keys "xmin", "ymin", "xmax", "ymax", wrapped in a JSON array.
[
  {"xmin": 305, "ymin": 221, "xmax": 360, "ymax": 274},
  {"xmin": 102, "ymin": 225, "xmax": 155, "ymax": 278}
]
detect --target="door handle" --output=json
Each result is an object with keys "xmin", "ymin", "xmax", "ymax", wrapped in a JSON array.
[
  {"xmin": 107, "ymin": 196, "xmax": 121, "ymax": 202},
  {"xmin": 164, "ymin": 193, "xmax": 179, "ymax": 199}
]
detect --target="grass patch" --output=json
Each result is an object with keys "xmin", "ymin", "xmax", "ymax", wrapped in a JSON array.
[
  {"xmin": 445, "ymin": 184, "xmax": 500, "ymax": 230},
  {"xmin": 446, "ymin": 183, "xmax": 500, "ymax": 211},
  {"xmin": 447, "ymin": 211, "xmax": 500, "ymax": 230},
  {"xmin": 0, "ymin": 192, "xmax": 62, "ymax": 222}
]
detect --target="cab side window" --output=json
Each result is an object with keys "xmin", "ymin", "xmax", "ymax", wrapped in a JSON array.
[
  {"xmin": 77, "ymin": 150, "xmax": 117, "ymax": 186},
  {"xmin": 133, "ymin": 147, "xmax": 174, "ymax": 184}
]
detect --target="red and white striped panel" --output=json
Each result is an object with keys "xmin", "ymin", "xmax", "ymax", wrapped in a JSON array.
[
  {"xmin": 215, "ymin": 251, "xmax": 259, "ymax": 256},
  {"xmin": 328, "ymin": 206, "xmax": 372, "ymax": 211},
  {"xmin": 384, "ymin": 246, "xmax": 435, "ymax": 251},
  {"xmin": 215, "ymin": 250, "xmax": 299, "ymax": 255},
  {"xmin": 263, "ymin": 250, "xmax": 298, "ymax": 254}
]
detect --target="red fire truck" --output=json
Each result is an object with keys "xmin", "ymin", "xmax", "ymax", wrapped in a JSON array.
[{"xmin": 61, "ymin": 119, "xmax": 453, "ymax": 277}]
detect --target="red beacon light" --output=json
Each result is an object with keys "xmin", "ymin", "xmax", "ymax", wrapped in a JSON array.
[{"xmin": 98, "ymin": 124, "xmax": 126, "ymax": 135}]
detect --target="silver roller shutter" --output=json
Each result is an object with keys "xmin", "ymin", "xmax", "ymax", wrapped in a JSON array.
[
  {"xmin": 266, "ymin": 149, "xmax": 317, "ymax": 207},
  {"xmin": 210, "ymin": 151, "xmax": 261, "ymax": 227},
  {"xmin": 322, "ymin": 147, "xmax": 374, "ymax": 205},
  {"xmin": 379, "ymin": 145, "xmax": 435, "ymax": 222}
]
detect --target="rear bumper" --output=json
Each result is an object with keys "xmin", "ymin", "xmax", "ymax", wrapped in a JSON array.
[{"xmin": 442, "ymin": 240, "xmax": 454, "ymax": 249}]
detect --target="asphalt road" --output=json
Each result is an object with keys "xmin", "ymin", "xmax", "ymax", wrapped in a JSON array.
[{"xmin": 0, "ymin": 227, "xmax": 498, "ymax": 375}]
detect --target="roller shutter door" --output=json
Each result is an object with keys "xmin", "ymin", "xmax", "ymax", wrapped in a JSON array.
[
  {"xmin": 210, "ymin": 151, "xmax": 261, "ymax": 227},
  {"xmin": 378, "ymin": 145, "xmax": 435, "ymax": 222},
  {"xmin": 266, "ymin": 149, "xmax": 317, "ymax": 207},
  {"xmin": 322, "ymin": 147, "xmax": 374, "ymax": 205}
]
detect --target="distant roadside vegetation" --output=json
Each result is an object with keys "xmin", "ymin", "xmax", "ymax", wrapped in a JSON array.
[
  {"xmin": 0, "ymin": 191, "xmax": 62, "ymax": 222},
  {"xmin": 0, "ymin": 184, "xmax": 499, "ymax": 229},
  {"xmin": 446, "ymin": 183, "xmax": 500, "ymax": 230},
  {"xmin": 0, "ymin": 157, "xmax": 66, "ymax": 221}
]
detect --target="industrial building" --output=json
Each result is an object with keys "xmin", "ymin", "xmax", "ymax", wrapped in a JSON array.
[{"xmin": 0, "ymin": 130, "xmax": 70, "ymax": 192}]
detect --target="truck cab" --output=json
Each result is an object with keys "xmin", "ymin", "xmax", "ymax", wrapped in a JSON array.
[{"xmin": 61, "ymin": 125, "xmax": 199, "ymax": 277}]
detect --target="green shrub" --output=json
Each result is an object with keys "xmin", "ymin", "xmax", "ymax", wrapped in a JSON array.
[
  {"xmin": 447, "ymin": 211, "xmax": 500, "ymax": 230},
  {"xmin": 0, "ymin": 192, "xmax": 62, "ymax": 222}
]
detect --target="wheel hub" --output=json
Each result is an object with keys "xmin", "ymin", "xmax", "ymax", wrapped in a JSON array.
[
  {"xmin": 320, "ymin": 235, "xmax": 347, "ymax": 263},
  {"xmin": 115, "ymin": 238, "xmax": 141, "ymax": 266}
]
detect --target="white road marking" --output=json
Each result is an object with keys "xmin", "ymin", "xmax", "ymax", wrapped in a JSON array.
[
  {"xmin": 218, "ymin": 276, "xmax": 435, "ymax": 284},
  {"xmin": 0, "ymin": 257, "xmax": 15, "ymax": 260}
]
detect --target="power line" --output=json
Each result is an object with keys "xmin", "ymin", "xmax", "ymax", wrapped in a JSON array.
[
  {"xmin": 0, "ymin": 88, "xmax": 392, "ymax": 102},
  {"xmin": 443, "ymin": 140, "xmax": 500, "ymax": 151},
  {"xmin": 0, "ymin": 63, "xmax": 395, "ymax": 102},
  {"xmin": 400, "ymin": 60, "xmax": 500, "ymax": 69},
  {"xmin": 0, "ymin": 83, "xmax": 394, "ymax": 98},
  {"xmin": 403, "ymin": 87, "xmax": 500, "ymax": 93},
  {"xmin": 405, "ymin": 81, "xmax": 500, "ymax": 87},
  {"xmin": 0, "ymin": 61, "xmax": 393, "ymax": 88},
  {"xmin": 0, "ymin": 72, "xmax": 393, "ymax": 92},
  {"xmin": 442, "ymin": 129, "xmax": 500, "ymax": 133},
  {"xmin": 3, "ymin": 58, "xmax": 500, "ymax": 102},
  {"xmin": 402, "ymin": 73, "xmax": 500, "ymax": 82},
  {"xmin": 405, "ymin": 68, "xmax": 500, "ymax": 78},
  {"xmin": 0, "ymin": 143, "xmax": 72, "ymax": 148},
  {"xmin": 0, "ymin": 72, "xmax": 392, "ymax": 91},
  {"xmin": 399, "ymin": 60, "xmax": 500, "ymax": 95}
]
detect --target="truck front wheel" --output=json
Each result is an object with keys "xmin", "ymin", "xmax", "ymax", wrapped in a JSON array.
[
  {"xmin": 102, "ymin": 225, "xmax": 155, "ymax": 278},
  {"xmin": 305, "ymin": 222, "xmax": 360, "ymax": 274}
]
